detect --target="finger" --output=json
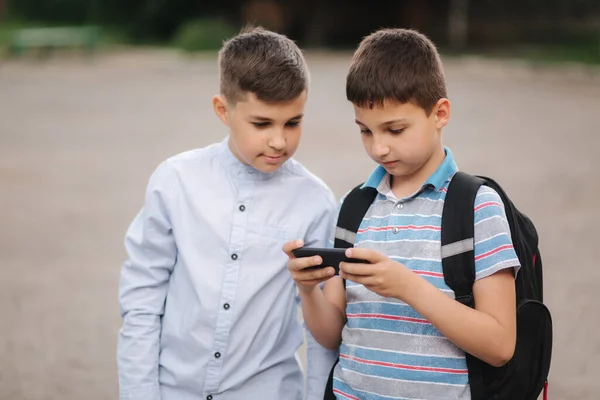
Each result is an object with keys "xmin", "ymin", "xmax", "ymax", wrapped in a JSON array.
[
  {"xmin": 339, "ymin": 270, "xmax": 360, "ymax": 283},
  {"xmin": 299, "ymin": 278, "xmax": 332, "ymax": 288},
  {"xmin": 345, "ymin": 247, "xmax": 385, "ymax": 263},
  {"xmin": 282, "ymin": 239, "xmax": 304, "ymax": 258},
  {"xmin": 339, "ymin": 261, "xmax": 374, "ymax": 277},
  {"xmin": 289, "ymin": 255, "xmax": 323, "ymax": 271},
  {"xmin": 295, "ymin": 267, "xmax": 336, "ymax": 283},
  {"xmin": 340, "ymin": 271, "xmax": 373, "ymax": 286}
]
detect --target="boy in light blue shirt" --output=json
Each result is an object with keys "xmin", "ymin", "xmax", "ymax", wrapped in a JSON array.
[{"xmin": 117, "ymin": 26, "xmax": 337, "ymax": 400}]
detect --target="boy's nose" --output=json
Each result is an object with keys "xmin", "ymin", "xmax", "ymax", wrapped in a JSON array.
[
  {"xmin": 268, "ymin": 134, "xmax": 286, "ymax": 150},
  {"xmin": 371, "ymin": 142, "xmax": 390, "ymax": 158}
]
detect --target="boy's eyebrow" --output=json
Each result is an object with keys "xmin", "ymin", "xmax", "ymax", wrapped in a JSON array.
[
  {"xmin": 250, "ymin": 116, "xmax": 274, "ymax": 122},
  {"xmin": 355, "ymin": 118, "xmax": 409, "ymax": 127},
  {"xmin": 250, "ymin": 113, "xmax": 303, "ymax": 121},
  {"xmin": 380, "ymin": 118, "xmax": 409, "ymax": 127},
  {"xmin": 287, "ymin": 113, "xmax": 304, "ymax": 121}
]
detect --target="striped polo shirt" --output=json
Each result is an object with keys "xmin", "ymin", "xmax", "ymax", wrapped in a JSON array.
[{"xmin": 332, "ymin": 148, "xmax": 520, "ymax": 400}]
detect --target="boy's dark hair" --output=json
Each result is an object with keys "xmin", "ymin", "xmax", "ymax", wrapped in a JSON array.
[
  {"xmin": 219, "ymin": 26, "xmax": 309, "ymax": 104},
  {"xmin": 346, "ymin": 28, "xmax": 446, "ymax": 115}
]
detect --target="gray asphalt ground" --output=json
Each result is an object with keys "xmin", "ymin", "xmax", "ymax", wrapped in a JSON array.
[{"xmin": 1, "ymin": 50, "xmax": 599, "ymax": 399}]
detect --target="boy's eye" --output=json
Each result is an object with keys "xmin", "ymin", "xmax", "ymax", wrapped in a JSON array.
[
  {"xmin": 360, "ymin": 129, "xmax": 372, "ymax": 135},
  {"xmin": 286, "ymin": 120, "xmax": 300, "ymax": 127},
  {"xmin": 252, "ymin": 122, "xmax": 270, "ymax": 128},
  {"xmin": 389, "ymin": 128, "xmax": 405, "ymax": 135}
]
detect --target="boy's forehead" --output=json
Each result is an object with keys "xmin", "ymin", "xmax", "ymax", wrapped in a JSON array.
[
  {"xmin": 353, "ymin": 101, "xmax": 424, "ymax": 123},
  {"xmin": 234, "ymin": 91, "xmax": 307, "ymax": 116}
]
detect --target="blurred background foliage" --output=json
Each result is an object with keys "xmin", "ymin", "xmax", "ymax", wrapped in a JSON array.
[{"xmin": 0, "ymin": 0, "xmax": 599, "ymax": 62}]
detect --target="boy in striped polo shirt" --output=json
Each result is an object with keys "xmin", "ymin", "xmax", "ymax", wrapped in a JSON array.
[{"xmin": 284, "ymin": 29, "xmax": 521, "ymax": 399}]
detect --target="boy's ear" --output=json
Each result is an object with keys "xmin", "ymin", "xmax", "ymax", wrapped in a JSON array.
[
  {"xmin": 434, "ymin": 98, "xmax": 450, "ymax": 129},
  {"xmin": 213, "ymin": 95, "xmax": 230, "ymax": 126}
]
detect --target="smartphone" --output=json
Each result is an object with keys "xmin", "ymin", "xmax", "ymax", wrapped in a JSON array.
[{"xmin": 291, "ymin": 247, "xmax": 368, "ymax": 274}]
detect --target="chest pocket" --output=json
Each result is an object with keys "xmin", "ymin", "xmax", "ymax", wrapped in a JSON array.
[{"xmin": 248, "ymin": 225, "xmax": 291, "ymax": 248}]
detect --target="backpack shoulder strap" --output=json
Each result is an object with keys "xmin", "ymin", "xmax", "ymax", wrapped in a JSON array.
[
  {"xmin": 334, "ymin": 184, "xmax": 378, "ymax": 249},
  {"xmin": 324, "ymin": 184, "xmax": 377, "ymax": 400},
  {"xmin": 442, "ymin": 171, "xmax": 490, "ymax": 400},
  {"xmin": 441, "ymin": 171, "xmax": 485, "ymax": 307}
]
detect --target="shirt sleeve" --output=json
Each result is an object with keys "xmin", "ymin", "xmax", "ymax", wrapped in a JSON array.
[
  {"xmin": 117, "ymin": 161, "xmax": 177, "ymax": 400},
  {"xmin": 302, "ymin": 188, "xmax": 340, "ymax": 400},
  {"xmin": 473, "ymin": 186, "xmax": 521, "ymax": 280}
]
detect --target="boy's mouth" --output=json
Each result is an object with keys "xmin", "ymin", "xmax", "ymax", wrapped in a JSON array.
[
  {"xmin": 263, "ymin": 154, "xmax": 285, "ymax": 164},
  {"xmin": 382, "ymin": 160, "xmax": 398, "ymax": 167}
]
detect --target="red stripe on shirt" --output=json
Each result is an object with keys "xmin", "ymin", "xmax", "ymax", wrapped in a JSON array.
[
  {"xmin": 340, "ymin": 354, "xmax": 468, "ymax": 374},
  {"xmin": 332, "ymin": 389, "xmax": 360, "ymax": 400},
  {"xmin": 358, "ymin": 225, "xmax": 441, "ymax": 233},
  {"xmin": 475, "ymin": 244, "xmax": 514, "ymax": 261},
  {"xmin": 347, "ymin": 313, "xmax": 430, "ymax": 324},
  {"xmin": 415, "ymin": 271, "xmax": 444, "ymax": 278},
  {"xmin": 474, "ymin": 201, "xmax": 503, "ymax": 212}
]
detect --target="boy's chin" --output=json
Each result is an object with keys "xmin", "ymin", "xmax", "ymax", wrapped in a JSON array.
[
  {"xmin": 383, "ymin": 163, "xmax": 416, "ymax": 177},
  {"xmin": 251, "ymin": 159, "xmax": 286, "ymax": 173}
]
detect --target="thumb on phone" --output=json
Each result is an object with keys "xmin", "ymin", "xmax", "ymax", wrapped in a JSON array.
[{"xmin": 283, "ymin": 239, "xmax": 304, "ymax": 258}]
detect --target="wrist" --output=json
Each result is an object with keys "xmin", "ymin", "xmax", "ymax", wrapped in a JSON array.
[
  {"xmin": 298, "ymin": 284, "xmax": 319, "ymax": 297},
  {"xmin": 393, "ymin": 267, "xmax": 422, "ymax": 302}
]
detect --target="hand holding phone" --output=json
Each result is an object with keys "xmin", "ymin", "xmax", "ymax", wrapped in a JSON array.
[
  {"xmin": 283, "ymin": 240, "xmax": 369, "ymax": 293},
  {"xmin": 291, "ymin": 247, "xmax": 369, "ymax": 275}
]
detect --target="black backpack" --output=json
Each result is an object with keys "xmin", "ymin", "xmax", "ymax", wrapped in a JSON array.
[{"xmin": 324, "ymin": 171, "xmax": 553, "ymax": 400}]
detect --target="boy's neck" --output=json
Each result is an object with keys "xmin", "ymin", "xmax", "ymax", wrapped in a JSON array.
[{"xmin": 390, "ymin": 144, "xmax": 446, "ymax": 199}]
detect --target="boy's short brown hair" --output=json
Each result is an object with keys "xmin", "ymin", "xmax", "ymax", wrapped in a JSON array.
[
  {"xmin": 219, "ymin": 26, "xmax": 309, "ymax": 104},
  {"xmin": 346, "ymin": 28, "xmax": 446, "ymax": 115}
]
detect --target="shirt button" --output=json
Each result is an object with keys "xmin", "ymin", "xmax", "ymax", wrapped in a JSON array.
[
  {"xmin": 231, "ymin": 254, "xmax": 238, "ymax": 260},
  {"xmin": 214, "ymin": 352, "xmax": 221, "ymax": 359},
  {"xmin": 396, "ymin": 202, "xmax": 404, "ymax": 210},
  {"xmin": 207, "ymin": 396, "xmax": 213, "ymax": 400},
  {"xmin": 223, "ymin": 303, "xmax": 230, "ymax": 310},
  {"xmin": 239, "ymin": 205, "xmax": 246, "ymax": 212},
  {"xmin": 392, "ymin": 227, "xmax": 399, "ymax": 234}
]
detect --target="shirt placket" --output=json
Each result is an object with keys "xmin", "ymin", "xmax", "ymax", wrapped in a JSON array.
[
  {"xmin": 203, "ymin": 174, "xmax": 254, "ymax": 397},
  {"xmin": 387, "ymin": 187, "xmax": 433, "ymax": 248}
]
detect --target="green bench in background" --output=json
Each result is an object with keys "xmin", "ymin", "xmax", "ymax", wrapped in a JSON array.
[{"xmin": 9, "ymin": 26, "xmax": 101, "ymax": 57}]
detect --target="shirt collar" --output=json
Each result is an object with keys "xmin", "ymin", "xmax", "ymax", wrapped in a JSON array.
[
  {"xmin": 217, "ymin": 136, "xmax": 280, "ymax": 181},
  {"xmin": 363, "ymin": 146, "xmax": 458, "ymax": 193}
]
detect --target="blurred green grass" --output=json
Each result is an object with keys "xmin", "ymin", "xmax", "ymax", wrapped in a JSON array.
[
  {"xmin": 2, "ymin": 19, "xmax": 599, "ymax": 65},
  {"xmin": 171, "ymin": 18, "xmax": 237, "ymax": 52}
]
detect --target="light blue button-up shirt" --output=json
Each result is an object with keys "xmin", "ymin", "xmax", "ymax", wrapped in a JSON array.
[{"xmin": 118, "ymin": 138, "xmax": 338, "ymax": 400}]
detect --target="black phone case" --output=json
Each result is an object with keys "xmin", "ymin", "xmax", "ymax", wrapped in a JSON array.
[{"xmin": 291, "ymin": 247, "xmax": 368, "ymax": 274}]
